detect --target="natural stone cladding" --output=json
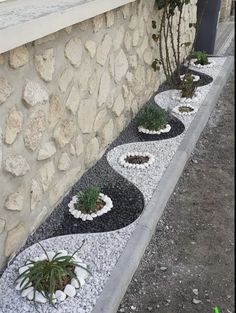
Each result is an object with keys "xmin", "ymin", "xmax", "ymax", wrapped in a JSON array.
[{"xmin": 0, "ymin": 0, "xmax": 196, "ymax": 268}]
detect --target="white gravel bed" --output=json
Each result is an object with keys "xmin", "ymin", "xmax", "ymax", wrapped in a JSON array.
[
  {"xmin": 138, "ymin": 124, "xmax": 171, "ymax": 134},
  {"xmin": 107, "ymin": 57, "xmax": 226, "ymax": 201},
  {"xmin": 68, "ymin": 193, "xmax": 113, "ymax": 221},
  {"xmin": 190, "ymin": 58, "xmax": 215, "ymax": 69},
  {"xmin": 0, "ymin": 223, "xmax": 137, "ymax": 313},
  {"xmin": 0, "ymin": 57, "xmax": 226, "ymax": 313},
  {"xmin": 107, "ymin": 137, "xmax": 184, "ymax": 201},
  {"xmin": 119, "ymin": 152, "xmax": 155, "ymax": 170},
  {"xmin": 180, "ymin": 74, "xmax": 200, "ymax": 82}
]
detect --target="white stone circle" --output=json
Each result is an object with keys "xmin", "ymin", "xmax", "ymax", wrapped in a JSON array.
[
  {"xmin": 180, "ymin": 74, "xmax": 200, "ymax": 82},
  {"xmin": 172, "ymin": 104, "xmax": 197, "ymax": 116},
  {"xmin": 171, "ymin": 89, "xmax": 201, "ymax": 104},
  {"xmin": 118, "ymin": 151, "xmax": 155, "ymax": 169},
  {"xmin": 138, "ymin": 124, "xmax": 171, "ymax": 135},
  {"xmin": 15, "ymin": 250, "xmax": 89, "ymax": 304},
  {"xmin": 190, "ymin": 59, "xmax": 215, "ymax": 69},
  {"xmin": 68, "ymin": 193, "xmax": 113, "ymax": 221}
]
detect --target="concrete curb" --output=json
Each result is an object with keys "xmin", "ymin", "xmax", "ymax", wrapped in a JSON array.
[{"xmin": 92, "ymin": 56, "xmax": 234, "ymax": 313}]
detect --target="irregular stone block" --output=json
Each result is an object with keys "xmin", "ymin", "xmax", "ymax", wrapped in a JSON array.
[
  {"xmin": 30, "ymin": 179, "xmax": 42, "ymax": 211},
  {"xmin": 66, "ymin": 85, "xmax": 80, "ymax": 115},
  {"xmin": 113, "ymin": 26, "xmax": 125, "ymax": 51},
  {"xmin": 4, "ymin": 155, "xmax": 30, "ymax": 177},
  {"xmin": 34, "ymin": 49, "xmax": 55, "ymax": 82},
  {"xmin": 106, "ymin": 10, "xmax": 115, "ymax": 27},
  {"xmin": 85, "ymin": 40, "xmax": 97, "ymax": 58},
  {"xmin": 58, "ymin": 152, "xmax": 71, "ymax": 171},
  {"xmin": 0, "ymin": 78, "xmax": 13, "ymax": 105},
  {"xmin": 102, "ymin": 119, "xmax": 114, "ymax": 146},
  {"xmin": 96, "ymin": 34, "xmax": 112, "ymax": 66},
  {"xmin": 5, "ymin": 223, "xmax": 26, "ymax": 257},
  {"xmin": 93, "ymin": 15, "xmax": 104, "ymax": 32},
  {"xmin": 98, "ymin": 71, "xmax": 111, "ymax": 107},
  {"xmin": 48, "ymin": 95, "xmax": 64, "ymax": 128},
  {"xmin": 9, "ymin": 46, "xmax": 29, "ymax": 69},
  {"xmin": 23, "ymin": 80, "xmax": 49, "ymax": 107},
  {"xmin": 0, "ymin": 219, "xmax": 5, "ymax": 234},
  {"xmin": 65, "ymin": 38, "xmax": 83, "ymax": 67},
  {"xmin": 5, "ymin": 108, "xmax": 23, "ymax": 145},
  {"xmin": 49, "ymin": 165, "xmax": 81, "ymax": 206},
  {"xmin": 5, "ymin": 187, "xmax": 24, "ymax": 211},
  {"xmin": 128, "ymin": 16, "xmax": 137, "ymax": 30},
  {"xmin": 34, "ymin": 34, "xmax": 56, "ymax": 46},
  {"xmin": 86, "ymin": 138, "xmax": 99, "ymax": 166},
  {"xmin": 53, "ymin": 119, "xmax": 76, "ymax": 148},
  {"xmin": 24, "ymin": 109, "xmax": 46, "ymax": 151},
  {"xmin": 114, "ymin": 50, "xmax": 128, "ymax": 83},
  {"xmin": 93, "ymin": 109, "xmax": 108, "ymax": 132},
  {"xmin": 75, "ymin": 135, "xmax": 84, "ymax": 157},
  {"xmin": 0, "ymin": 127, "xmax": 2, "ymax": 169},
  {"xmin": 58, "ymin": 68, "xmax": 73, "ymax": 92},
  {"xmin": 39, "ymin": 160, "xmax": 55, "ymax": 192},
  {"xmin": 113, "ymin": 94, "xmax": 125, "ymax": 116},
  {"xmin": 37, "ymin": 142, "xmax": 56, "ymax": 160},
  {"xmin": 77, "ymin": 58, "xmax": 92, "ymax": 92},
  {"xmin": 78, "ymin": 99, "xmax": 97, "ymax": 133}
]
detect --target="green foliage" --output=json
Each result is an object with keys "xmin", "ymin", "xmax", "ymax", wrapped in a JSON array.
[
  {"xmin": 189, "ymin": 22, "xmax": 197, "ymax": 28},
  {"xmin": 155, "ymin": 0, "xmax": 190, "ymax": 14},
  {"xmin": 152, "ymin": 59, "xmax": 162, "ymax": 72},
  {"xmin": 76, "ymin": 186, "xmax": 100, "ymax": 213},
  {"xmin": 181, "ymin": 41, "xmax": 191, "ymax": 47},
  {"xmin": 16, "ymin": 241, "xmax": 90, "ymax": 309},
  {"xmin": 193, "ymin": 50, "xmax": 209, "ymax": 65},
  {"xmin": 180, "ymin": 73, "xmax": 196, "ymax": 98},
  {"xmin": 136, "ymin": 106, "xmax": 168, "ymax": 131},
  {"xmin": 152, "ymin": 20, "xmax": 157, "ymax": 29}
]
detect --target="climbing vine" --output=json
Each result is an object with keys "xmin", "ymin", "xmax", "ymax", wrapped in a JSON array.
[{"xmin": 152, "ymin": 0, "xmax": 208, "ymax": 88}]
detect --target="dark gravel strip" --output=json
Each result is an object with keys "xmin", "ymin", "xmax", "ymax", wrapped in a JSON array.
[
  {"xmin": 20, "ymin": 69, "xmax": 213, "ymax": 256},
  {"xmin": 118, "ymin": 49, "xmax": 234, "ymax": 313}
]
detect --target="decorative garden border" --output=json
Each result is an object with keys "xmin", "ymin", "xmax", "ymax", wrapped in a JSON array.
[{"xmin": 0, "ymin": 56, "xmax": 233, "ymax": 313}]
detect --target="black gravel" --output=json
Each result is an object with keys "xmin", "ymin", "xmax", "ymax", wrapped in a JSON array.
[
  {"xmin": 20, "ymin": 68, "xmax": 213, "ymax": 252},
  {"xmin": 137, "ymin": 115, "xmax": 185, "ymax": 141},
  {"xmin": 25, "ymin": 160, "xmax": 144, "ymax": 247},
  {"xmin": 157, "ymin": 66, "xmax": 214, "ymax": 93}
]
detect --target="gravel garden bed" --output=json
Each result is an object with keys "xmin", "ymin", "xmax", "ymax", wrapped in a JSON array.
[{"xmin": 0, "ymin": 57, "xmax": 227, "ymax": 313}]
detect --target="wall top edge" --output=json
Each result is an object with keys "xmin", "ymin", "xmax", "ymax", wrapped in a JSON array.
[{"xmin": 0, "ymin": 0, "xmax": 136, "ymax": 54}]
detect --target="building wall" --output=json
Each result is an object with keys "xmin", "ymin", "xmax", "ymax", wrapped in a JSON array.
[
  {"xmin": 0, "ymin": 0, "xmax": 197, "ymax": 268},
  {"xmin": 220, "ymin": 0, "xmax": 233, "ymax": 21}
]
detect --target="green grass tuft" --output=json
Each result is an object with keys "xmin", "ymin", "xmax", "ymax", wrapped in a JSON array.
[
  {"xmin": 192, "ymin": 50, "xmax": 209, "ymax": 65},
  {"xmin": 180, "ymin": 73, "xmax": 196, "ymax": 98},
  {"xmin": 136, "ymin": 106, "xmax": 168, "ymax": 131},
  {"xmin": 75, "ymin": 186, "xmax": 100, "ymax": 214},
  {"xmin": 15, "ymin": 241, "xmax": 90, "ymax": 310}
]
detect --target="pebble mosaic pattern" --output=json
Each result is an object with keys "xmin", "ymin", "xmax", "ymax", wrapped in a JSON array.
[{"xmin": 0, "ymin": 57, "xmax": 226, "ymax": 313}]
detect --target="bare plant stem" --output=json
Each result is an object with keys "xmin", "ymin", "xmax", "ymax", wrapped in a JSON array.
[
  {"xmin": 176, "ymin": 4, "xmax": 184, "ymax": 81},
  {"xmin": 168, "ymin": 15, "xmax": 178, "ymax": 67},
  {"xmin": 163, "ymin": 8, "xmax": 174, "ymax": 82},
  {"xmin": 159, "ymin": 6, "xmax": 171, "ymax": 83}
]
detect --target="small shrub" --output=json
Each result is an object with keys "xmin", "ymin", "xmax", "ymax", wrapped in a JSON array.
[
  {"xmin": 16, "ymin": 241, "xmax": 90, "ymax": 308},
  {"xmin": 180, "ymin": 73, "xmax": 196, "ymax": 98},
  {"xmin": 76, "ymin": 186, "xmax": 100, "ymax": 214},
  {"xmin": 136, "ymin": 106, "xmax": 168, "ymax": 131},
  {"xmin": 192, "ymin": 50, "xmax": 209, "ymax": 65}
]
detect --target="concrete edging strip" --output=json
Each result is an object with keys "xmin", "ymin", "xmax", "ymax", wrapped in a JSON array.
[{"xmin": 91, "ymin": 55, "xmax": 234, "ymax": 313}]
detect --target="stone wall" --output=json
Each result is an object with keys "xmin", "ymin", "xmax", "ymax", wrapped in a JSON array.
[
  {"xmin": 0, "ymin": 0, "xmax": 196, "ymax": 268},
  {"xmin": 220, "ymin": 0, "xmax": 233, "ymax": 21}
]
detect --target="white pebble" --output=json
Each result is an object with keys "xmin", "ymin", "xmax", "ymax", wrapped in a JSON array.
[{"xmin": 64, "ymin": 284, "xmax": 76, "ymax": 298}]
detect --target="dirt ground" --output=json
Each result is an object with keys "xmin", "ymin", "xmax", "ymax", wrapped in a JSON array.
[{"xmin": 118, "ymin": 42, "xmax": 234, "ymax": 313}]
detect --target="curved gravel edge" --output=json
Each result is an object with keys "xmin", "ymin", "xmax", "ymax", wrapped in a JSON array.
[{"xmin": 0, "ymin": 57, "xmax": 227, "ymax": 313}]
